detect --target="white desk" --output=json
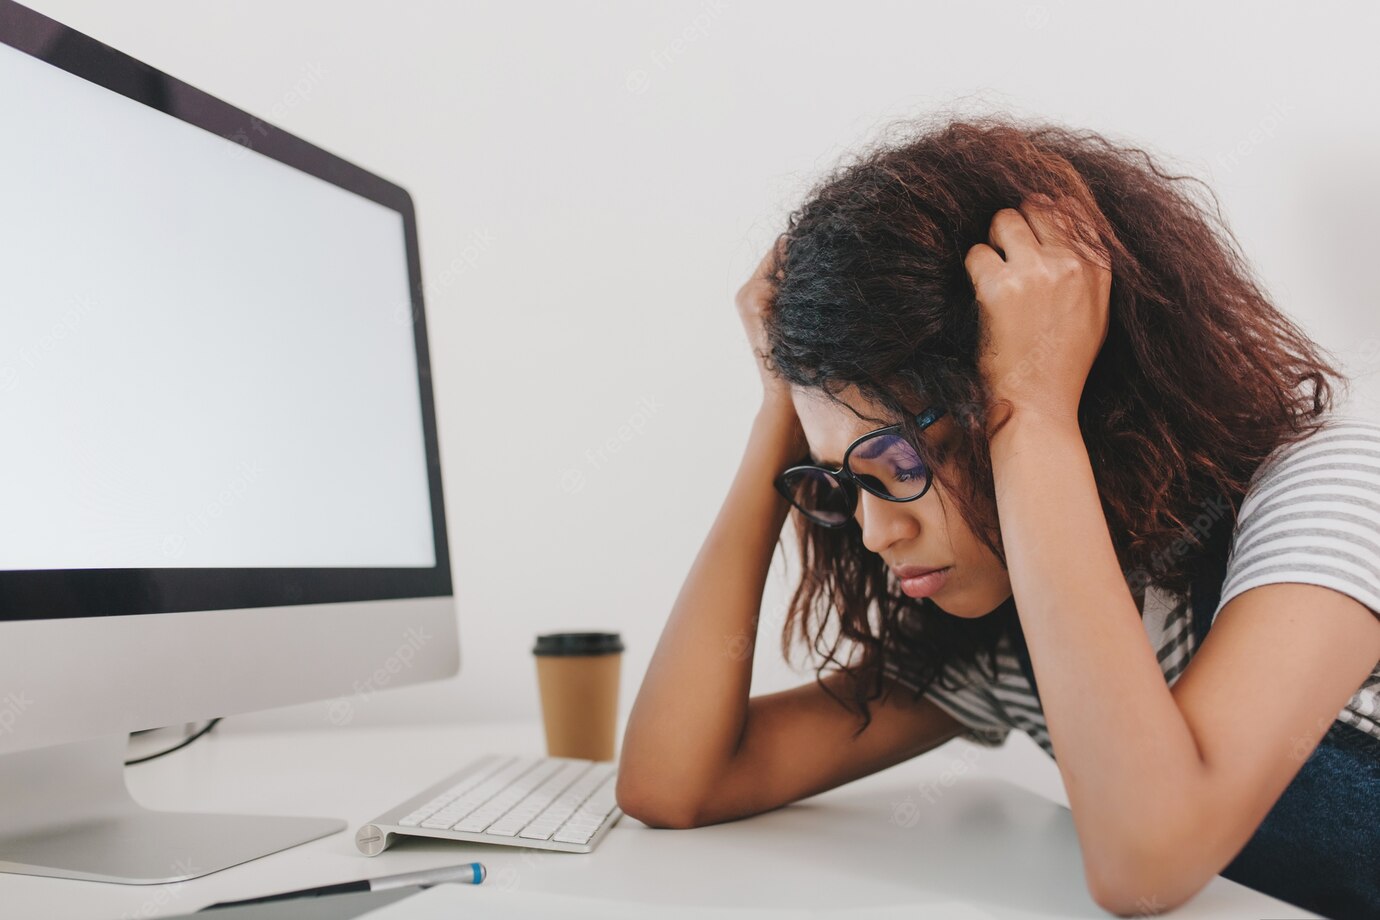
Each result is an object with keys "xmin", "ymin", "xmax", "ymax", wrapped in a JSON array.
[{"xmin": 0, "ymin": 720, "xmax": 1317, "ymax": 919}]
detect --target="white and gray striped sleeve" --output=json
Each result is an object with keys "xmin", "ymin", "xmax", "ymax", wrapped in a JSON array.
[
  {"xmin": 882, "ymin": 658, "xmax": 1012, "ymax": 748},
  {"xmin": 1214, "ymin": 416, "xmax": 1380, "ymax": 623}
]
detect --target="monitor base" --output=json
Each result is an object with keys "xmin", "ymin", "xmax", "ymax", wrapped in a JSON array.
[{"xmin": 0, "ymin": 734, "xmax": 346, "ymax": 884}]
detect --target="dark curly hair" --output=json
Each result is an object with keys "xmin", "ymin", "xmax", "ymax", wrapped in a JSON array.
[{"xmin": 762, "ymin": 113, "xmax": 1346, "ymax": 736}]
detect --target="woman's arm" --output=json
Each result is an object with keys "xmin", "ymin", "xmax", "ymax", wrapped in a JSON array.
[
  {"xmin": 618, "ymin": 240, "xmax": 971, "ymax": 827},
  {"xmin": 616, "ymin": 398, "xmax": 971, "ymax": 829},
  {"xmin": 615, "ymin": 399, "xmax": 806, "ymax": 825},
  {"xmin": 968, "ymin": 200, "xmax": 1380, "ymax": 915},
  {"xmin": 618, "ymin": 241, "xmax": 814, "ymax": 823},
  {"xmin": 987, "ymin": 410, "xmax": 1380, "ymax": 916}
]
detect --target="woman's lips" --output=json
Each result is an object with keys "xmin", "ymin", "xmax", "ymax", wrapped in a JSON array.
[{"xmin": 899, "ymin": 566, "xmax": 951, "ymax": 598}]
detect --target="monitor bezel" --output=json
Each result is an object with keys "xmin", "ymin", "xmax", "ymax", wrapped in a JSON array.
[{"xmin": 0, "ymin": 0, "xmax": 453, "ymax": 620}]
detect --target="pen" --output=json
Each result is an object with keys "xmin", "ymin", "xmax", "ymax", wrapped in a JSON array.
[{"xmin": 200, "ymin": 862, "xmax": 486, "ymax": 910}]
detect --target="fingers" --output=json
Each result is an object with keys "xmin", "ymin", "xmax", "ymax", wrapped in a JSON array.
[
  {"xmin": 987, "ymin": 207, "xmax": 1040, "ymax": 260},
  {"xmin": 750, "ymin": 246, "xmax": 776, "ymax": 282},
  {"xmin": 738, "ymin": 234, "xmax": 790, "ymax": 319},
  {"xmin": 770, "ymin": 233, "xmax": 789, "ymax": 280},
  {"xmin": 963, "ymin": 242, "xmax": 1004, "ymax": 282},
  {"xmin": 990, "ymin": 194, "xmax": 1086, "ymax": 254},
  {"xmin": 1022, "ymin": 194, "xmax": 1110, "ymax": 257},
  {"xmin": 754, "ymin": 233, "xmax": 789, "ymax": 283},
  {"xmin": 1018, "ymin": 194, "xmax": 1080, "ymax": 250}
]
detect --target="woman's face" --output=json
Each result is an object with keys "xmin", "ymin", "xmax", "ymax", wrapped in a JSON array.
[{"xmin": 790, "ymin": 385, "xmax": 1013, "ymax": 618}]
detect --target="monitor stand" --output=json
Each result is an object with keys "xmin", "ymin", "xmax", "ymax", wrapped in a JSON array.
[{"xmin": 0, "ymin": 734, "xmax": 346, "ymax": 884}]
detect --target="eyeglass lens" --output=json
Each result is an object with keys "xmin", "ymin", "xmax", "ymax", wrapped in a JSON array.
[{"xmin": 780, "ymin": 432, "xmax": 930, "ymax": 525}]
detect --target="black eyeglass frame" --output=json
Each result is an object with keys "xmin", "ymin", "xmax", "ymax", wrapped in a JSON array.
[{"xmin": 773, "ymin": 407, "xmax": 949, "ymax": 528}]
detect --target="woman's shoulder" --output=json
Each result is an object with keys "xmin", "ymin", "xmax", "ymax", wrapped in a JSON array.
[
  {"xmin": 1241, "ymin": 411, "xmax": 1380, "ymax": 499},
  {"xmin": 1216, "ymin": 410, "xmax": 1380, "ymax": 623}
]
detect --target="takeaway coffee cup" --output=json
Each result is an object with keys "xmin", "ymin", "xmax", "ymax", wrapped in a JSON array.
[{"xmin": 532, "ymin": 632, "xmax": 625, "ymax": 761}]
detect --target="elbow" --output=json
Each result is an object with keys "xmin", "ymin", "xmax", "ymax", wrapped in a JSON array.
[
  {"xmin": 1087, "ymin": 874, "xmax": 1186, "ymax": 918},
  {"xmin": 614, "ymin": 776, "xmax": 703, "ymax": 830},
  {"xmin": 1083, "ymin": 832, "xmax": 1213, "ymax": 917},
  {"xmin": 1078, "ymin": 785, "xmax": 1235, "ymax": 917}
]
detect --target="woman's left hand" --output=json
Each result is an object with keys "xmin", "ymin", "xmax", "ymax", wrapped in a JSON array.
[{"xmin": 964, "ymin": 195, "xmax": 1112, "ymax": 429}]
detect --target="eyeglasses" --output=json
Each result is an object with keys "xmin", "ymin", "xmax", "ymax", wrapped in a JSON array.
[{"xmin": 773, "ymin": 407, "xmax": 948, "ymax": 528}]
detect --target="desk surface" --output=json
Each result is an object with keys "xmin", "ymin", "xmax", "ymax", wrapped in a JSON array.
[{"xmin": 0, "ymin": 720, "xmax": 1317, "ymax": 919}]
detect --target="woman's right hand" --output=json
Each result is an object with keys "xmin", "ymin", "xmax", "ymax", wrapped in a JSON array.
[{"xmin": 735, "ymin": 235, "xmax": 795, "ymax": 409}]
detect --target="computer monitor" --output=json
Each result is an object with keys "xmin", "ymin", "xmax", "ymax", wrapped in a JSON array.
[{"xmin": 0, "ymin": 0, "xmax": 459, "ymax": 884}]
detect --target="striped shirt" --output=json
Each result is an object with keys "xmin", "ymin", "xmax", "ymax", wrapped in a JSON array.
[{"xmin": 882, "ymin": 413, "xmax": 1380, "ymax": 760}]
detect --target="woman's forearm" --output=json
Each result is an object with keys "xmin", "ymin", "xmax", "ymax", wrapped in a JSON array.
[
  {"xmin": 987, "ymin": 409, "xmax": 1207, "ymax": 898},
  {"xmin": 617, "ymin": 400, "xmax": 808, "ymax": 817}
]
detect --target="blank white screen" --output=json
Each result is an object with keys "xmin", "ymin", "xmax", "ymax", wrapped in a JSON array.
[{"xmin": 0, "ymin": 44, "xmax": 436, "ymax": 569}]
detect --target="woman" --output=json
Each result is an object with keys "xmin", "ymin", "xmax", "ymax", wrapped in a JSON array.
[{"xmin": 615, "ymin": 116, "xmax": 1380, "ymax": 918}]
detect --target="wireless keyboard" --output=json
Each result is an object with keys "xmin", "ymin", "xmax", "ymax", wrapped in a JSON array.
[{"xmin": 355, "ymin": 753, "xmax": 623, "ymax": 855}]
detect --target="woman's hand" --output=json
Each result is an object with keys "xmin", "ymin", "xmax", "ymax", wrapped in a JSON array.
[
  {"xmin": 736, "ymin": 235, "xmax": 794, "ymax": 409},
  {"xmin": 964, "ymin": 196, "xmax": 1112, "ymax": 430}
]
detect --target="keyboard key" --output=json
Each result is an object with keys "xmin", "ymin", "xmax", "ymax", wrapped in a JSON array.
[
  {"xmin": 418, "ymin": 757, "xmax": 545, "ymax": 829},
  {"xmin": 485, "ymin": 761, "xmax": 588, "ymax": 835},
  {"xmin": 404, "ymin": 756, "xmax": 515, "ymax": 827},
  {"xmin": 553, "ymin": 822, "xmax": 598, "ymax": 844}
]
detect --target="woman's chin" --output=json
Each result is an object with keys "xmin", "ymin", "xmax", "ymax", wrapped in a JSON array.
[
  {"xmin": 929, "ymin": 597, "xmax": 965, "ymax": 617},
  {"xmin": 932, "ymin": 590, "xmax": 1012, "ymax": 619}
]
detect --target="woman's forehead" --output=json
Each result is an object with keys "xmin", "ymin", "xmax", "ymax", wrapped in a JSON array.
[
  {"xmin": 791, "ymin": 384, "xmax": 927, "ymax": 429},
  {"xmin": 789, "ymin": 386, "xmax": 949, "ymax": 460},
  {"xmin": 791, "ymin": 385, "xmax": 886, "ymax": 433},
  {"xmin": 790, "ymin": 384, "xmax": 937, "ymax": 465}
]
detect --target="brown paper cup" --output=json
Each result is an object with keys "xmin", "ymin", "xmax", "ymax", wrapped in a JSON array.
[{"xmin": 532, "ymin": 632, "xmax": 624, "ymax": 761}]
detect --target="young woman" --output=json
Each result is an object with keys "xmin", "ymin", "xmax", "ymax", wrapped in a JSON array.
[{"xmin": 615, "ymin": 116, "xmax": 1380, "ymax": 918}]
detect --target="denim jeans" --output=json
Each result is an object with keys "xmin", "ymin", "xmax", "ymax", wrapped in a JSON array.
[
  {"xmin": 1007, "ymin": 551, "xmax": 1380, "ymax": 919},
  {"xmin": 1213, "ymin": 717, "xmax": 1380, "ymax": 919},
  {"xmin": 1187, "ymin": 558, "xmax": 1380, "ymax": 919}
]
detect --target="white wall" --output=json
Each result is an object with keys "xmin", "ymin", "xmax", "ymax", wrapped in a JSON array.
[{"xmin": 22, "ymin": 0, "xmax": 1380, "ymax": 780}]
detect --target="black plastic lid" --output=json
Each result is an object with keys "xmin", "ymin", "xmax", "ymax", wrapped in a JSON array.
[{"xmin": 532, "ymin": 632, "xmax": 624, "ymax": 656}]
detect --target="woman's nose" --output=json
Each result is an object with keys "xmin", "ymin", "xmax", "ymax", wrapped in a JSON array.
[{"xmin": 856, "ymin": 488, "xmax": 921, "ymax": 555}]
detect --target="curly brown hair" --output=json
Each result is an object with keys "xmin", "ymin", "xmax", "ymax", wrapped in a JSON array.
[{"xmin": 762, "ymin": 113, "xmax": 1346, "ymax": 735}]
